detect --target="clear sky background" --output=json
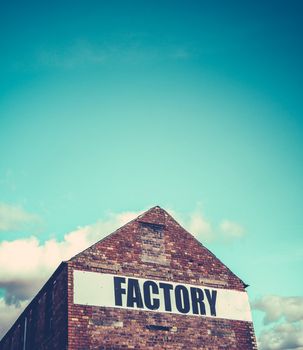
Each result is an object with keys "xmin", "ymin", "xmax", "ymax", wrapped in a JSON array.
[{"xmin": 1, "ymin": 1, "xmax": 303, "ymax": 348}]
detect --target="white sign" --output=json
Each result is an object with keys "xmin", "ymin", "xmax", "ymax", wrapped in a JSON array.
[{"xmin": 73, "ymin": 270, "xmax": 252, "ymax": 322}]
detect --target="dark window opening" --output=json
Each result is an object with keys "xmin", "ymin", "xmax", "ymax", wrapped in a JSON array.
[
  {"xmin": 146, "ymin": 325, "xmax": 171, "ymax": 331},
  {"xmin": 140, "ymin": 222, "xmax": 164, "ymax": 234}
]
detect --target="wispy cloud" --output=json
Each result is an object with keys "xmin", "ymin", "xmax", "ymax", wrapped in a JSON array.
[
  {"xmin": 166, "ymin": 206, "xmax": 214, "ymax": 242},
  {"xmin": 219, "ymin": 220, "xmax": 245, "ymax": 239},
  {"xmin": 0, "ymin": 202, "xmax": 40, "ymax": 232},
  {"xmin": 253, "ymin": 295, "xmax": 303, "ymax": 350},
  {"xmin": 181, "ymin": 208, "xmax": 214, "ymax": 242},
  {"xmin": 16, "ymin": 39, "xmax": 195, "ymax": 71},
  {"xmin": 169, "ymin": 205, "xmax": 246, "ymax": 243},
  {"xmin": 37, "ymin": 41, "xmax": 107, "ymax": 69}
]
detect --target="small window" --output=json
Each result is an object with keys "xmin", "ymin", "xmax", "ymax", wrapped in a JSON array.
[{"xmin": 146, "ymin": 325, "xmax": 171, "ymax": 331}]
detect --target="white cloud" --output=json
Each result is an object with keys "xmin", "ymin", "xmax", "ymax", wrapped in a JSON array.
[
  {"xmin": 0, "ymin": 298, "xmax": 29, "ymax": 339},
  {"xmin": 166, "ymin": 207, "xmax": 214, "ymax": 242},
  {"xmin": 169, "ymin": 207, "xmax": 245, "ymax": 243},
  {"xmin": 0, "ymin": 202, "xmax": 40, "ymax": 232},
  {"xmin": 219, "ymin": 220, "xmax": 245, "ymax": 239},
  {"xmin": 187, "ymin": 210, "xmax": 214, "ymax": 241},
  {"xmin": 258, "ymin": 321, "xmax": 303, "ymax": 350},
  {"xmin": 253, "ymin": 295, "xmax": 303, "ymax": 350},
  {"xmin": 253, "ymin": 295, "xmax": 303, "ymax": 325}
]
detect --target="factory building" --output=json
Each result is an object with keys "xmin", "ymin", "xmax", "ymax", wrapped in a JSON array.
[{"xmin": 0, "ymin": 206, "xmax": 257, "ymax": 349}]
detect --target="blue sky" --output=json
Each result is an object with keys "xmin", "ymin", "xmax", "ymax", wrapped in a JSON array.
[{"xmin": 1, "ymin": 1, "xmax": 303, "ymax": 348}]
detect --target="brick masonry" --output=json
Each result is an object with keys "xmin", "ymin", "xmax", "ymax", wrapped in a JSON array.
[{"xmin": 0, "ymin": 206, "xmax": 258, "ymax": 349}]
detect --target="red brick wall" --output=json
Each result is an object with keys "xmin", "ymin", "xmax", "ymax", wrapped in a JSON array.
[{"xmin": 67, "ymin": 207, "xmax": 258, "ymax": 349}]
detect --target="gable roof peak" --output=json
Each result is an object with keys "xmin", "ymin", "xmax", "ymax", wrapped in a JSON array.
[{"xmin": 136, "ymin": 206, "xmax": 167, "ymax": 226}]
